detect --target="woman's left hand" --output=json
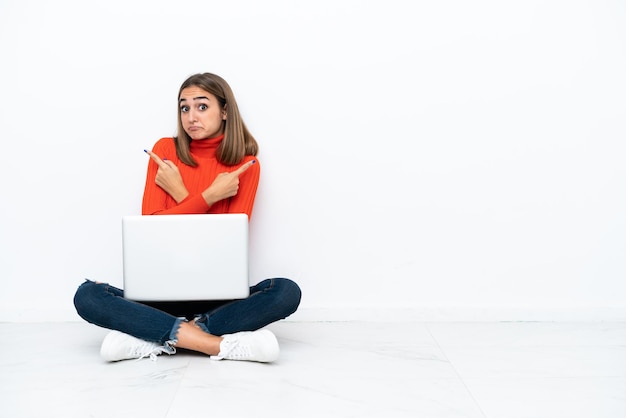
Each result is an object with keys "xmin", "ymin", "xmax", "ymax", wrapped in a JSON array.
[{"xmin": 145, "ymin": 150, "xmax": 189, "ymax": 203}]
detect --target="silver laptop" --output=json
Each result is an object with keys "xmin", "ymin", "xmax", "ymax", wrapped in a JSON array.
[{"xmin": 122, "ymin": 214, "xmax": 250, "ymax": 301}]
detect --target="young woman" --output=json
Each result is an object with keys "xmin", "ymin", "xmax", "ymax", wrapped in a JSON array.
[{"xmin": 73, "ymin": 73, "xmax": 301, "ymax": 363}]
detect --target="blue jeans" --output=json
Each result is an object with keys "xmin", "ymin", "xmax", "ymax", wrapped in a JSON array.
[{"xmin": 73, "ymin": 278, "xmax": 301, "ymax": 345}]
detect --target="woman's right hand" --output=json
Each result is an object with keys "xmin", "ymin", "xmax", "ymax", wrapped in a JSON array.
[
  {"xmin": 145, "ymin": 150, "xmax": 189, "ymax": 204},
  {"xmin": 202, "ymin": 160, "xmax": 256, "ymax": 206}
]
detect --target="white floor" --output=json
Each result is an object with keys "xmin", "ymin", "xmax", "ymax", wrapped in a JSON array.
[{"xmin": 1, "ymin": 321, "xmax": 625, "ymax": 418}]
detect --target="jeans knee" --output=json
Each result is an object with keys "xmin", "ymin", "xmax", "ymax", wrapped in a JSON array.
[
  {"xmin": 275, "ymin": 278, "xmax": 301, "ymax": 316},
  {"xmin": 73, "ymin": 280, "xmax": 100, "ymax": 321}
]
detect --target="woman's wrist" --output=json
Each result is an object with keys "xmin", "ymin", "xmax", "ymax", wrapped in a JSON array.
[
  {"xmin": 201, "ymin": 188, "xmax": 217, "ymax": 207},
  {"xmin": 172, "ymin": 189, "xmax": 190, "ymax": 204}
]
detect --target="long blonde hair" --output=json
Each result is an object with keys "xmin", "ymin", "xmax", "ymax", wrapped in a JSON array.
[{"xmin": 175, "ymin": 73, "xmax": 258, "ymax": 166}]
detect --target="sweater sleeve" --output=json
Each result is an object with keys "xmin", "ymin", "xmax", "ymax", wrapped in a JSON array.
[{"xmin": 141, "ymin": 138, "xmax": 211, "ymax": 215}]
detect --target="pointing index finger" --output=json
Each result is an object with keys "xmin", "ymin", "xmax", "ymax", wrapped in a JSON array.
[
  {"xmin": 144, "ymin": 149, "xmax": 167, "ymax": 169},
  {"xmin": 232, "ymin": 159, "xmax": 256, "ymax": 176}
]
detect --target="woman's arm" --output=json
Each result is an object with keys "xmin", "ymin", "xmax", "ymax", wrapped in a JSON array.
[
  {"xmin": 142, "ymin": 139, "xmax": 212, "ymax": 215},
  {"xmin": 223, "ymin": 157, "xmax": 260, "ymax": 219}
]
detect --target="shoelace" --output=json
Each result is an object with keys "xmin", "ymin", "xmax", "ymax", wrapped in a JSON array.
[
  {"xmin": 132, "ymin": 344, "xmax": 169, "ymax": 362},
  {"xmin": 223, "ymin": 339, "xmax": 253, "ymax": 360}
]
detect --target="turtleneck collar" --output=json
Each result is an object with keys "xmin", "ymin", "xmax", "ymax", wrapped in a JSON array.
[{"xmin": 189, "ymin": 134, "xmax": 225, "ymax": 159}]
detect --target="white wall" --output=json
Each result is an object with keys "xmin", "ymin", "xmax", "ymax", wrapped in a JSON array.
[{"xmin": 1, "ymin": 0, "xmax": 625, "ymax": 322}]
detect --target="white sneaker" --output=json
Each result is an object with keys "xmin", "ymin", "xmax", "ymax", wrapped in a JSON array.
[
  {"xmin": 211, "ymin": 329, "xmax": 279, "ymax": 363},
  {"xmin": 100, "ymin": 330, "xmax": 174, "ymax": 362}
]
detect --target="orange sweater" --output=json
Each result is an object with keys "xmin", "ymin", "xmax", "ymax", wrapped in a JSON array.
[{"xmin": 142, "ymin": 135, "xmax": 260, "ymax": 218}]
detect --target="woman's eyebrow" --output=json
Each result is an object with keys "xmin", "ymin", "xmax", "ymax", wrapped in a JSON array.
[{"xmin": 179, "ymin": 96, "xmax": 210, "ymax": 103}]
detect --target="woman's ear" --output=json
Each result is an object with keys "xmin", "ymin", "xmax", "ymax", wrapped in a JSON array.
[{"xmin": 222, "ymin": 105, "xmax": 227, "ymax": 120}]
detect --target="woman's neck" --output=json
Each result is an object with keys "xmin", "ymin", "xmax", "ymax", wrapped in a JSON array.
[{"xmin": 189, "ymin": 134, "xmax": 224, "ymax": 158}]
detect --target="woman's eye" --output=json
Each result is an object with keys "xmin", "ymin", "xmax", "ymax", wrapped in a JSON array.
[
  {"xmin": 180, "ymin": 105, "xmax": 189, "ymax": 113},
  {"xmin": 198, "ymin": 104, "xmax": 208, "ymax": 111}
]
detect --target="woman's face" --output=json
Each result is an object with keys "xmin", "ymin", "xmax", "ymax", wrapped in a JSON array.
[{"xmin": 179, "ymin": 86, "xmax": 226, "ymax": 140}]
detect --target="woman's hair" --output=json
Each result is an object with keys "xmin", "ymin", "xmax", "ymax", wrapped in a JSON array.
[{"xmin": 174, "ymin": 73, "xmax": 258, "ymax": 167}]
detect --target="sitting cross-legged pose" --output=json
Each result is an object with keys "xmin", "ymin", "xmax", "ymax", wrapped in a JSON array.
[{"xmin": 73, "ymin": 72, "xmax": 301, "ymax": 363}]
